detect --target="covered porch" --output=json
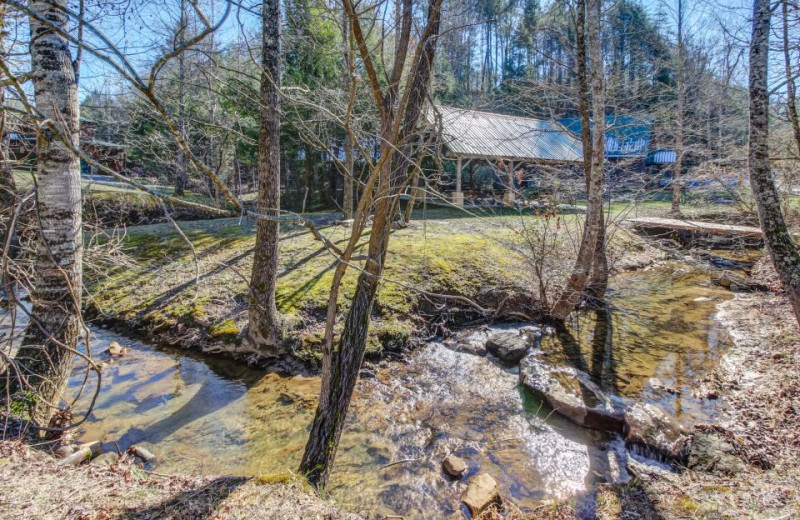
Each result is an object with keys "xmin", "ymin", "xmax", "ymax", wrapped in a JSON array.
[{"xmin": 426, "ymin": 106, "xmax": 584, "ymax": 207}]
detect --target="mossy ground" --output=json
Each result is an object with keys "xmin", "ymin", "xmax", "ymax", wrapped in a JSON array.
[
  {"xmin": 86, "ymin": 210, "xmax": 550, "ymax": 362},
  {"xmin": 85, "ymin": 204, "xmax": 667, "ymax": 364}
]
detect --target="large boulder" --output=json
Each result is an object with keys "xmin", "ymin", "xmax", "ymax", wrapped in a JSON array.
[
  {"xmin": 519, "ymin": 354, "xmax": 625, "ymax": 433},
  {"xmin": 688, "ymin": 432, "xmax": 747, "ymax": 475},
  {"xmin": 624, "ymin": 403, "xmax": 691, "ymax": 463},
  {"xmin": 461, "ymin": 473, "xmax": 500, "ymax": 516},
  {"xmin": 485, "ymin": 332, "xmax": 530, "ymax": 365}
]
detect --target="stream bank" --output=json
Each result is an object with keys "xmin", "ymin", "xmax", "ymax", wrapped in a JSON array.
[
  {"xmin": 0, "ymin": 439, "xmax": 363, "ymax": 520},
  {"xmin": 49, "ymin": 250, "xmax": 761, "ymax": 520},
  {"xmin": 84, "ymin": 214, "xmax": 661, "ymax": 369}
]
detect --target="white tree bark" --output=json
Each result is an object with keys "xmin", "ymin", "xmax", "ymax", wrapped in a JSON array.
[{"xmin": 10, "ymin": 0, "xmax": 83, "ymax": 426}]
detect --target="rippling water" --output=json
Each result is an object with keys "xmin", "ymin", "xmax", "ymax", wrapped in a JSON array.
[{"xmin": 63, "ymin": 260, "xmax": 745, "ymax": 519}]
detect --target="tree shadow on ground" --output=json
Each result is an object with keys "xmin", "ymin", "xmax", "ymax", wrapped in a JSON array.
[{"xmin": 114, "ymin": 476, "xmax": 248, "ymax": 520}]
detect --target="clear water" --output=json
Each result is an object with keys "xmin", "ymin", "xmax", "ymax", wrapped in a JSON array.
[{"xmin": 63, "ymin": 260, "xmax": 743, "ymax": 519}]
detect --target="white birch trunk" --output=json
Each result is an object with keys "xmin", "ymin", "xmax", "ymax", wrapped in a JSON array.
[{"xmin": 10, "ymin": 0, "xmax": 83, "ymax": 426}]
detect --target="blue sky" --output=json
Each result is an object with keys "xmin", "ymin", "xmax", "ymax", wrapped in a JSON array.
[{"xmin": 69, "ymin": 0, "xmax": 755, "ymax": 99}]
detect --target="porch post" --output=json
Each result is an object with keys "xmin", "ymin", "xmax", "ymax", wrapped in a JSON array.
[{"xmin": 452, "ymin": 156, "xmax": 464, "ymax": 207}]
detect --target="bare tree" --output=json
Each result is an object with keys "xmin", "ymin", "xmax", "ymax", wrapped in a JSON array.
[
  {"xmin": 174, "ymin": 0, "xmax": 189, "ymax": 196},
  {"xmin": 0, "ymin": 5, "xmax": 18, "ymax": 256},
  {"xmin": 749, "ymin": 0, "xmax": 800, "ymax": 325},
  {"xmin": 6, "ymin": 0, "xmax": 83, "ymax": 426},
  {"xmin": 550, "ymin": 0, "xmax": 605, "ymax": 320},
  {"xmin": 299, "ymin": 0, "xmax": 445, "ymax": 489},
  {"xmin": 248, "ymin": 0, "xmax": 284, "ymax": 353},
  {"xmin": 782, "ymin": 0, "xmax": 800, "ymax": 157},
  {"xmin": 671, "ymin": 0, "xmax": 685, "ymax": 215}
]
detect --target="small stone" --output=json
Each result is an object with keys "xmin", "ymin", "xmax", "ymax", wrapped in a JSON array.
[
  {"xmin": 129, "ymin": 444, "xmax": 156, "ymax": 462},
  {"xmin": 442, "ymin": 454, "xmax": 467, "ymax": 478},
  {"xmin": 461, "ymin": 473, "xmax": 500, "ymax": 516},
  {"xmin": 485, "ymin": 332, "xmax": 530, "ymax": 365},
  {"xmin": 91, "ymin": 451, "xmax": 120, "ymax": 468},
  {"xmin": 106, "ymin": 341, "xmax": 127, "ymax": 356}
]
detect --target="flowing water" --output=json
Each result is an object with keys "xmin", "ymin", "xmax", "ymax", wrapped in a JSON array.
[{"xmin": 63, "ymin": 257, "xmax": 750, "ymax": 519}]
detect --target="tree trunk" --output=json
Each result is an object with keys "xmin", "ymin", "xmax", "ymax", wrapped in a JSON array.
[
  {"xmin": 550, "ymin": 0, "xmax": 605, "ymax": 320},
  {"xmin": 299, "ymin": 0, "xmax": 443, "ymax": 488},
  {"xmin": 174, "ymin": 0, "xmax": 188, "ymax": 197},
  {"xmin": 8, "ymin": 0, "xmax": 83, "ymax": 426},
  {"xmin": 342, "ymin": 14, "xmax": 354, "ymax": 219},
  {"xmin": 671, "ymin": 0, "xmax": 684, "ymax": 215},
  {"xmin": 782, "ymin": 0, "xmax": 800, "ymax": 157},
  {"xmin": 749, "ymin": 0, "xmax": 800, "ymax": 325},
  {"xmin": 247, "ymin": 0, "xmax": 283, "ymax": 353}
]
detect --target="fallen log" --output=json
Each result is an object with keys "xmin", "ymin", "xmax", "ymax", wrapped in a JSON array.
[{"xmin": 59, "ymin": 441, "xmax": 101, "ymax": 466}]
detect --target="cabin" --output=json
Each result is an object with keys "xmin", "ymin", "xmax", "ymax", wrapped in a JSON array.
[
  {"xmin": 79, "ymin": 119, "xmax": 126, "ymax": 174},
  {"xmin": 7, "ymin": 118, "xmax": 126, "ymax": 174},
  {"xmin": 426, "ymin": 106, "xmax": 584, "ymax": 207}
]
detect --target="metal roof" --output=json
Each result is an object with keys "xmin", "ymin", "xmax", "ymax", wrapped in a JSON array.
[
  {"xmin": 559, "ymin": 115, "xmax": 653, "ymax": 158},
  {"xmin": 427, "ymin": 106, "xmax": 583, "ymax": 163}
]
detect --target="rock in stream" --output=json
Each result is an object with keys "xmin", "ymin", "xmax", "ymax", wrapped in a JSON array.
[
  {"xmin": 485, "ymin": 332, "xmax": 531, "ymax": 365},
  {"xmin": 624, "ymin": 402, "xmax": 691, "ymax": 463},
  {"xmin": 519, "ymin": 353, "xmax": 625, "ymax": 433}
]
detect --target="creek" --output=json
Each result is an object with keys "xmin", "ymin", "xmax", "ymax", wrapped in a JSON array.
[{"xmin": 65, "ymin": 255, "xmax": 752, "ymax": 519}]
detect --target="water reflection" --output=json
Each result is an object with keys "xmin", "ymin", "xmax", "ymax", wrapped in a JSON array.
[{"xmin": 541, "ymin": 262, "xmax": 735, "ymax": 423}]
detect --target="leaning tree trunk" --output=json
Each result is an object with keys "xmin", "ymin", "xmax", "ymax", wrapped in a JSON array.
[
  {"xmin": 299, "ymin": 0, "xmax": 443, "ymax": 488},
  {"xmin": 7, "ymin": 0, "xmax": 83, "ymax": 426},
  {"xmin": 550, "ymin": 0, "xmax": 605, "ymax": 320},
  {"xmin": 749, "ymin": 0, "xmax": 800, "ymax": 325},
  {"xmin": 247, "ymin": 0, "xmax": 283, "ymax": 353}
]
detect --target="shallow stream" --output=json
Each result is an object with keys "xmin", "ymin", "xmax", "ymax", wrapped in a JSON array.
[{"xmin": 65, "ymin": 257, "xmax": 749, "ymax": 519}]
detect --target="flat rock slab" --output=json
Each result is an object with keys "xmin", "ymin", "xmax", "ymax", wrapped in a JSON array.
[
  {"xmin": 485, "ymin": 332, "xmax": 530, "ymax": 365},
  {"xmin": 519, "ymin": 354, "xmax": 625, "ymax": 433},
  {"xmin": 461, "ymin": 473, "xmax": 499, "ymax": 516},
  {"xmin": 625, "ymin": 402, "xmax": 691, "ymax": 463}
]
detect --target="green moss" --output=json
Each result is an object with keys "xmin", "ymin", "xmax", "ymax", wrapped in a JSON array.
[
  {"xmin": 86, "ymin": 214, "xmax": 543, "ymax": 359},
  {"xmin": 209, "ymin": 319, "xmax": 239, "ymax": 340},
  {"xmin": 255, "ymin": 472, "xmax": 304, "ymax": 486}
]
